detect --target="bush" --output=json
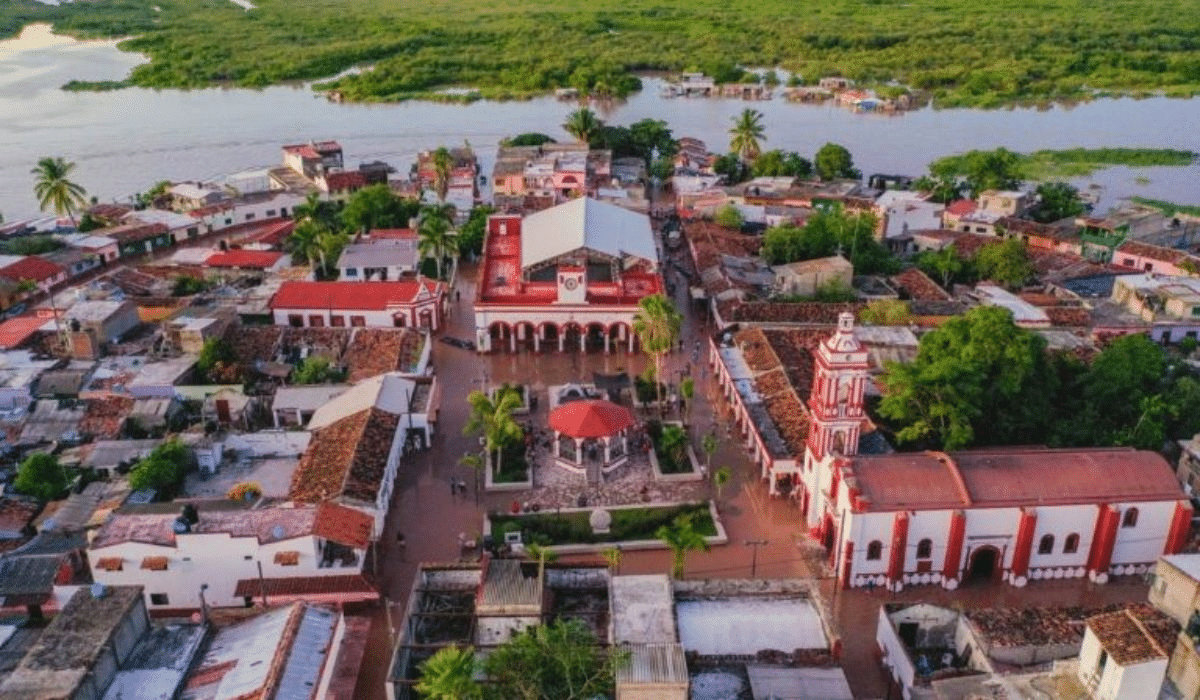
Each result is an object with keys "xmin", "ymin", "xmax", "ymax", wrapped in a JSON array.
[
  {"xmin": 491, "ymin": 503, "xmax": 714, "ymax": 546},
  {"xmin": 14, "ymin": 453, "xmax": 68, "ymax": 501},
  {"xmin": 128, "ymin": 439, "xmax": 192, "ymax": 498}
]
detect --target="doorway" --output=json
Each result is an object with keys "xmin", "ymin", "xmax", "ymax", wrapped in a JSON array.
[{"xmin": 967, "ymin": 546, "xmax": 1000, "ymax": 583}]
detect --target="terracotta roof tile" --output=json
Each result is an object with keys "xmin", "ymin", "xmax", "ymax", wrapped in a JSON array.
[
  {"xmin": 204, "ymin": 250, "xmax": 284, "ymax": 269},
  {"xmin": 290, "ymin": 408, "xmax": 399, "ymax": 504},
  {"xmin": 892, "ymin": 268, "xmax": 951, "ymax": 301},
  {"xmin": 271, "ymin": 280, "xmax": 442, "ymax": 311},
  {"xmin": 233, "ymin": 574, "xmax": 376, "ymax": 599},
  {"xmin": 80, "ymin": 397, "xmax": 135, "ymax": 440},
  {"xmin": 1117, "ymin": 240, "xmax": 1191, "ymax": 264},
  {"xmin": 0, "ymin": 256, "xmax": 65, "ymax": 284},
  {"xmin": 343, "ymin": 328, "xmax": 421, "ymax": 382},
  {"xmin": 0, "ymin": 316, "xmax": 45, "ymax": 350},
  {"xmin": 1087, "ymin": 606, "xmax": 1178, "ymax": 665},
  {"xmin": 721, "ymin": 301, "xmax": 864, "ymax": 325},
  {"xmin": 324, "ymin": 171, "xmax": 367, "ymax": 191},
  {"xmin": 312, "ymin": 502, "xmax": 374, "ymax": 548}
]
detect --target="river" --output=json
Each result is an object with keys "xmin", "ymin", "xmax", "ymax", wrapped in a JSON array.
[{"xmin": 2, "ymin": 24, "xmax": 1198, "ymax": 222}]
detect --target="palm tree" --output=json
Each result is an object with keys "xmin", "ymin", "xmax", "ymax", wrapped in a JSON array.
[
  {"xmin": 463, "ymin": 387, "xmax": 523, "ymax": 480},
  {"xmin": 32, "ymin": 156, "xmax": 87, "ymax": 227},
  {"xmin": 416, "ymin": 645, "xmax": 481, "ymax": 700},
  {"xmin": 459, "ymin": 452, "xmax": 484, "ymax": 505},
  {"xmin": 600, "ymin": 545, "xmax": 622, "ymax": 574},
  {"xmin": 657, "ymin": 513, "xmax": 709, "ymax": 579},
  {"xmin": 316, "ymin": 229, "xmax": 350, "ymax": 278},
  {"xmin": 418, "ymin": 214, "xmax": 452, "ymax": 280},
  {"xmin": 285, "ymin": 220, "xmax": 324, "ymax": 268},
  {"xmin": 431, "ymin": 146, "xmax": 454, "ymax": 203},
  {"xmin": 701, "ymin": 432, "xmax": 718, "ymax": 470},
  {"xmin": 728, "ymin": 109, "xmax": 766, "ymax": 162},
  {"xmin": 563, "ymin": 108, "xmax": 602, "ymax": 144},
  {"xmin": 713, "ymin": 466, "xmax": 731, "ymax": 499},
  {"xmin": 633, "ymin": 294, "xmax": 683, "ymax": 413}
]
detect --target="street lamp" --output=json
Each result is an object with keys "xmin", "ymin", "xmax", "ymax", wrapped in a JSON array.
[{"xmin": 745, "ymin": 539, "xmax": 769, "ymax": 578}]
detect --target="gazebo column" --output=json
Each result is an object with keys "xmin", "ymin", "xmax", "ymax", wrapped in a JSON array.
[
  {"xmin": 604, "ymin": 332, "xmax": 611, "ymax": 355},
  {"xmin": 554, "ymin": 433, "xmax": 561, "ymax": 458},
  {"xmin": 627, "ymin": 328, "xmax": 635, "ymax": 353},
  {"xmin": 533, "ymin": 328, "xmax": 541, "ymax": 353},
  {"xmin": 509, "ymin": 328, "xmax": 516, "ymax": 353},
  {"xmin": 604, "ymin": 436, "xmax": 612, "ymax": 462},
  {"xmin": 559, "ymin": 327, "xmax": 566, "ymax": 353},
  {"xmin": 575, "ymin": 438, "xmax": 584, "ymax": 465}
]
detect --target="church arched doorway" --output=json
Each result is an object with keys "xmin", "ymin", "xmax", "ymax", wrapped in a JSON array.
[{"xmin": 967, "ymin": 546, "xmax": 1000, "ymax": 584}]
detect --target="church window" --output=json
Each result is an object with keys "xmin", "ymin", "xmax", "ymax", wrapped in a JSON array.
[
  {"xmin": 1038, "ymin": 535, "xmax": 1055, "ymax": 555},
  {"xmin": 916, "ymin": 539, "xmax": 932, "ymax": 560},
  {"xmin": 1063, "ymin": 533, "xmax": 1080, "ymax": 554},
  {"xmin": 866, "ymin": 541, "xmax": 882, "ymax": 560},
  {"xmin": 1122, "ymin": 508, "xmax": 1139, "ymax": 528}
]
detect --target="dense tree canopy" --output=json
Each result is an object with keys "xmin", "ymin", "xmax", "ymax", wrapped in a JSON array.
[
  {"xmin": 814, "ymin": 143, "xmax": 860, "ymax": 181},
  {"xmin": 973, "ymin": 238, "xmax": 1033, "ymax": 289},
  {"xmin": 482, "ymin": 619, "xmax": 625, "ymax": 700},
  {"xmin": 14, "ymin": 453, "xmax": 68, "ymax": 501},
  {"xmin": 1032, "ymin": 181, "xmax": 1084, "ymax": 223},
  {"xmin": 761, "ymin": 206, "xmax": 897, "ymax": 275},
  {"xmin": 930, "ymin": 147, "xmax": 1022, "ymax": 197},
  {"xmin": 340, "ymin": 185, "xmax": 421, "ymax": 233},
  {"xmin": 128, "ymin": 439, "xmax": 192, "ymax": 497},
  {"xmin": 751, "ymin": 150, "xmax": 813, "ymax": 178}
]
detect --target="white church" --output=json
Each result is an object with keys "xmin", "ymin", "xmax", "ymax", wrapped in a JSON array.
[{"xmin": 798, "ymin": 314, "xmax": 1193, "ymax": 591}]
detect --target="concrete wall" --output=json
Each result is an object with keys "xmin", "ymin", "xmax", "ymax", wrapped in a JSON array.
[
  {"xmin": 1168, "ymin": 632, "xmax": 1200, "ymax": 700},
  {"xmin": 272, "ymin": 297, "xmax": 442, "ymax": 331},
  {"xmin": 1150, "ymin": 558, "xmax": 1200, "ymax": 625}
]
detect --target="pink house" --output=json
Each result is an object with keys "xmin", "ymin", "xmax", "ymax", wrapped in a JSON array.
[{"xmin": 1115, "ymin": 241, "xmax": 1200, "ymax": 276}]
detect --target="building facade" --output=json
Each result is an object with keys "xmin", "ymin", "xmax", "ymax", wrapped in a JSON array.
[
  {"xmin": 798, "ymin": 314, "xmax": 1192, "ymax": 591},
  {"xmin": 270, "ymin": 279, "xmax": 445, "ymax": 330}
]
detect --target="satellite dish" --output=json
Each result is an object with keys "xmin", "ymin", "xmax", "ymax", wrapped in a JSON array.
[
  {"xmin": 173, "ymin": 518, "xmax": 191, "ymax": 534},
  {"xmin": 271, "ymin": 525, "xmax": 286, "ymax": 540}
]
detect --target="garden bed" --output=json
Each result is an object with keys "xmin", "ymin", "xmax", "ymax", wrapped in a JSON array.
[
  {"xmin": 487, "ymin": 501, "xmax": 724, "ymax": 552},
  {"xmin": 483, "ymin": 441, "xmax": 531, "ymax": 491},
  {"xmin": 646, "ymin": 420, "xmax": 702, "ymax": 481}
]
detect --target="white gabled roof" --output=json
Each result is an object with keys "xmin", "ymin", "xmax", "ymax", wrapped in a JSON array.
[
  {"xmin": 520, "ymin": 197, "xmax": 657, "ymax": 270},
  {"xmin": 306, "ymin": 372, "xmax": 414, "ymax": 429}
]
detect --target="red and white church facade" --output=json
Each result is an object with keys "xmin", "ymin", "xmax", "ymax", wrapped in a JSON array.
[
  {"xmin": 472, "ymin": 197, "xmax": 664, "ymax": 353},
  {"xmin": 799, "ymin": 313, "xmax": 1193, "ymax": 590}
]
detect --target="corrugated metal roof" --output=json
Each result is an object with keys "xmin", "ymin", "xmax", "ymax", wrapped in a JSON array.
[
  {"xmin": 519, "ymin": 198, "xmax": 657, "ymax": 270},
  {"xmin": 615, "ymin": 643, "xmax": 688, "ymax": 686},
  {"xmin": 478, "ymin": 559, "xmax": 542, "ymax": 612},
  {"xmin": 275, "ymin": 604, "xmax": 339, "ymax": 700}
]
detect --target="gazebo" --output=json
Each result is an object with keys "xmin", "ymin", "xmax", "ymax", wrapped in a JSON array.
[{"xmin": 548, "ymin": 399, "xmax": 635, "ymax": 475}]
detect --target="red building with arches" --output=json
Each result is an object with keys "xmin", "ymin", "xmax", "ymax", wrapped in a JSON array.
[{"xmin": 473, "ymin": 198, "xmax": 663, "ymax": 353}]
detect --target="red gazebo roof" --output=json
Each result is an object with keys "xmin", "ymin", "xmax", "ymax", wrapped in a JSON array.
[{"xmin": 548, "ymin": 399, "xmax": 634, "ymax": 438}]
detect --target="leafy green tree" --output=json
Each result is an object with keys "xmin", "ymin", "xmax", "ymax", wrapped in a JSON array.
[
  {"xmin": 459, "ymin": 452, "xmax": 485, "ymax": 505},
  {"xmin": 712, "ymin": 153, "xmax": 750, "ymax": 184},
  {"xmin": 729, "ymin": 109, "xmax": 766, "ymax": 162},
  {"xmin": 931, "ymin": 148, "xmax": 1023, "ymax": 198},
  {"xmin": 1032, "ymin": 181, "xmax": 1084, "ymax": 223},
  {"xmin": 32, "ymin": 156, "xmax": 87, "ymax": 227},
  {"xmin": 627, "ymin": 118, "xmax": 677, "ymax": 166},
  {"xmin": 128, "ymin": 439, "xmax": 192, "ymax": 497},
  {"xmin": 701, "ymin": 432, "xmax": 718, "ymax": 469},
  {"xmin": 172, "ymin": 275, "xmax": 211, "ymax": 297},
  {"xmin": 430, "ymin": 146, "xmax": 454, "ymax": 203},
  {"xmin": 316, "ymin": 228, "xmax": 350, "ymax": 278},
  {"xmin": 679, "ymin": 377, "xmax": 694, "ymax": 422},
  {"xmin": 291, "ymin": 355, "xmax": 342, "ymax": 384},
  {"xmin": 915, "ymin": 245, "xmax": 968, "ymax": 289},
  {"xmin": 285, "ymin": 220, "xmax": 326, "ymax": 268},
  {"xmin": 502, "ymin": 133, "xmax": 555, "ymax": 147},
  {"xmin": 418, "ymin": 207, "xmax": 457, "ymax": 280},
  {"xmin": 633, "ymin": 294, "xmax": 683, "ymax": 412},
  {"xmin": 1064, "ymin": 333, "xmax": 1166, "ymax": 447},
  {"xmin": 340, "ymin": 184, "xmax": 420, "ymax": 233},
  {"xmin": 293, "ymin": 191, "xmax": 339, "ymax": 231},
  {"xmin": 714, "ymin": 204, "xmax": 743, "ymax": 229},
  {"xmin": 878, "ymin": 306, "xmax": 1057, "ymax": 449},
  {"xmin": 563, "ymin": 108, "xmax": 602, "ymax": 143},
  {"xmin": 463, "ymin": 387, "xmax": 523, "ymax": 479},
  {"xmin": 859, "ymin": 299, "xmax": 912, "ymax": 326},
  {"xmin": 15, "ymin": 453, "xmax": 68, "ymax": 501},
  {"xmin": 482, "ymin": 619, "xmax": 625, "ymax": 700},
  {"xmin": 814, "ymin": 143, "xmax": 860, "ymax": 181},
  {"xmin": 760, "ymin": 206, "xmax": 896, "ymax": 274},
  {"xmin": 973, "ymin": 238, "xmax": 1033, "ymax": 288},
  {"xmin": 417, "ymin": 645, "xmax": 481, "ymax": 700},
  {"xmin": 456, "ymin": 205, "xmax": 492, "ymax": 260},
  {"xmin": 752, "ymin": 150, "xmax": 812, "ymax": 178},
  {"xmin": 196, "ymin": 337, "xmax": 239, "ymax": 384},
  {"xmin": 658, "ymin": 424, "xmax": 688, "ymax": 469},
  {"xmin": 913, "ymin": 175, "xmax": 965, "ymax": 204},
  {"xmin": 657, "ymin": 513, "xmax": 709, "ymax": 578}
]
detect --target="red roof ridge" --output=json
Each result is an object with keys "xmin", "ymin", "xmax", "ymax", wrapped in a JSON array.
[{"xmin": 926, "ymin": 450, "xmax": 972, "ymax": 507}]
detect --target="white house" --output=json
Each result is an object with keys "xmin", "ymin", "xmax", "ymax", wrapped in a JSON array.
[
  {"xmin": 794, "ymin": 314, "xmax": 1193, "ymax": 591},
  {"xmin": 473, "ymin": 197, "xmax": 664, "ymax": 353},
  {"xmin": 1077, "ymin": 608, "xmax": 1174, "ymax": 700},
  {"xmin": 270, "ymin": 279, "xmax": 446, "ymax": 330},
  {"xmin": 89, "ymin": 500, "xmax": 376, "ymax": 610},
  {"xmin": 337, "ymin": 238, "xmax": 419, "ymax": 281},
  {"xmin": 290, "ymin": 371, "xmax": 439, "ymax": 535}
]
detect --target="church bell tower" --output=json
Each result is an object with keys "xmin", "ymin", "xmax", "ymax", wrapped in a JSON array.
[{"xmin": 805, "ymin": 312, "xmax": 869, "ymax": 467}]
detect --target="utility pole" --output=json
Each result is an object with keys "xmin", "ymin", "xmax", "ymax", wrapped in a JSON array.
[{"xmin": 745, "ymin": 539, "xmax": 768, "ymax": 577}]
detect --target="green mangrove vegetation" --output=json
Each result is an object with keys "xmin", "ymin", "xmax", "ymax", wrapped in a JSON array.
[
  {"xmin": 4, "ymin": 0, "xmax": 1200, "ymax": 106},
  {"xmin": 1130, "ymin": 197, "xmax": 1200, "ymax": 218},
  {"xmin": 930, "ymin": 148, "xmax": 1199, "ymax": 182}
]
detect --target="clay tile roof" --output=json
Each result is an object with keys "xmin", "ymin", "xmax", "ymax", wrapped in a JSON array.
[
  {"xmin": 1117, "ymin": 240, "xmax": 1189, "ymax": 264},
  {"xmin": 722, "ymin": 301, "xmax": 864, "ymax": 324},
  {"xmin": 0, "ymin": 496, "xmax": 41, "ymax": 536},
  {"xmin": 893, "ymin": 267, "xmax": 952, "ymax": 301},
  {"xmin": 270, "ymin": 280, "xmax": 441, "ymax": 311},
  {"xmin": 312, "ymin": 502, "xmax": 374, "ymax": 549},
  {"xmin": 548, "ymin": 399, "xmax": 635, "ymax": 438},
  {"xmin": 0, "ymin": 256, "xmax": 65, "ymax": 284},
  {"xmin": 80, "ymin": 397, "xmax": 135, "ymax": 440},
  {"xmin": 204, "ymin": 250, "xmax": 284, "ymax": 269},
  {"xmin": 290, "ymin": 408, "xmax": 400, "ymax": 503},
  {"xmin": 370, "ymin": 228, "xmax": 417, "ymax": 240},
  {"xmin": 0, "ymin": 315, "xmax": 47, "ymax": 349},
  {"xmin": 273, "ymin": 550, "xmax": 300, "ymax": 565},
  {"xmin": 1044, "ymin": 306, "xmax": 1092, "ymax": 327},
  {"xmin": 324, "ymin": 171, "xmax": 367, "ymax": 191},
  {"xmin": 140, "ymin": 556, "xmax": 168, "ymax": 570},
  {"xmin": 1087, "ymin": 606, "xmax": 1178, "ymax": 665},
  {"xmin": 233, "ymin": 574, "xmax": 376, "ymax": 599},
  {"xmin": 946, "ymin": 199, "xmax": 977, "ymax": 216},
  {"xmin": 94, "ymin": 557, "xmax": 124, "ymax": 571},
  {"xmin": 343, "ymin": 329, "xmax": 419, "ymax": 382}
]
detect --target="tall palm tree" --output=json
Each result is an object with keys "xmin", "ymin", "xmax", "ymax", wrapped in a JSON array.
[
  {"xmin": 657, "ymin": 513, "xmax": 709, "ymax": 579},
  {"xmin": 633, "ymin": 294, "xmax": 683, "ymax": 412},
  {"xmin": 562, "ymin": 108, "xmax": 602, "ymax": 144},
  {"xmin": 293, "ymin": 191, "xmax": 338, "ymax": 229},
  {"xmin": 431, "ymin": 146, "xmax": 454, "ymax": 203},
  {"xmin": 285, "ymin": 220, "xmax": 324, "ymax": 268},
  {"xmin": 418, "ymin": 214, "xmax": 452, "ymax": 280},
  {"xmin": 463, "ymin": 387, "xmax": 523, "ymax": 479},
  {"xmin": 728, "ymin": 109, "xmax": 766, "ymax": 162},
  {"xmin": 416, "ymin": 645, "xmax": 481, "ymax": 700},
  {"xmin": 32, "ymin": 156, "xmax": 87, "ymax": 227},
  {"xmin": 316, "ymin": 229, "xmax": 350, "ymax": 278}
]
